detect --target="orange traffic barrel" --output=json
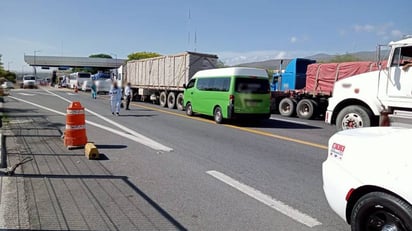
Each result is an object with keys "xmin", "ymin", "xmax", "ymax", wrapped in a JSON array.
[{"xmin": 64, "ymin": 101, "xmax": 87, "ymax": 149}]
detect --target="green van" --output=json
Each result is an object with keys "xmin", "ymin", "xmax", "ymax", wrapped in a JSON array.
[{"xmin": 183, "ymin": 67, "xmax": 271, "ymax": 123}]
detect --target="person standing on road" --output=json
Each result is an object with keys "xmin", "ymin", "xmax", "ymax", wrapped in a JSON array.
[
  {"xmin": 109, "ymin": 81, "xmax": 122, "ymax": 115},
  {"xmin": 124, "ymin": 82, "xmax": 132, "ymax": 110},
  {"xmin": 91, "ymin": 81, "xmax": 97, "ymax": 99}
]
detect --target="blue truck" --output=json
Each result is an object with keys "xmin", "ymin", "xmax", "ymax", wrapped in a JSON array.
[{"xmin": 270, "ymin": 58, "xmax": 379, "ymax": 120}]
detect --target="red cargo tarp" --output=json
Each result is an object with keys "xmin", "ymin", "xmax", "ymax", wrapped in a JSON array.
[{"xmin": 305, "ymin": 61, "xmax": 380, "ymax": 95}]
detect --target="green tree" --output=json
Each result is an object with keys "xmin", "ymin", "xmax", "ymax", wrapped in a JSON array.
[
  {"xmin": 127, "ymin": 52, "xmax": 161, "ymax": 61},
  {"xmin": 89, "ymin": 54, "xmax": 113, "ymax": 59},
  {"xmin": 0, "ymin": 54, "xmax": 16, "ymax": 83}
]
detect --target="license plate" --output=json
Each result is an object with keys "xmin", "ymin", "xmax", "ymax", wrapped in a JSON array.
[{"xmin": 247, "ymin": 102, "xmax": 258, "ymax": 106}]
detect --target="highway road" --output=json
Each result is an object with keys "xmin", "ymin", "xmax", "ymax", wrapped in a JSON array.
[{"xmin": 8, "ymin": 87, "xmax": 348, "ymax": 231}]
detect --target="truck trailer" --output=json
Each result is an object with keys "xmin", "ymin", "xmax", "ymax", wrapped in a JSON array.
[
  {"xmin": 271, "ymin": 58, "xmax": 380, "ymax": 120},
  {"xmin": 123, "ymin": 52, "xmax": 218, "ymax": 110}
]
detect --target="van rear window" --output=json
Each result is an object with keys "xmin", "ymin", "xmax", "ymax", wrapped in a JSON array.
[{"xmin": 235, "ymin": 78, "xmax": 269, "ymax": 94}]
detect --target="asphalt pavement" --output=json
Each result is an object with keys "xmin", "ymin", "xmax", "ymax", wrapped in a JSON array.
[{"xmin": 3, "ymin": 87, "xmax": 348, "ymax": 231}]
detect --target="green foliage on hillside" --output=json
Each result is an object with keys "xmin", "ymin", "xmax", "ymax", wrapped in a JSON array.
[
  {"xmin": 127, "ymin": 52, "xmax": 161, "ymax": 61},
  {"xmin": 326, "ymin": 54, "xmax": 361, "ymax": 63}
]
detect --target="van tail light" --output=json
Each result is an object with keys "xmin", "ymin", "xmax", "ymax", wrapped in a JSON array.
[{"xmin": 229, "ymin": 94, "xmax": 235, "ymax": 104}]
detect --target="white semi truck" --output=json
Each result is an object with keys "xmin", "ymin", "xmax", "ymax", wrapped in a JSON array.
[
  {"xmin": 122, "ymin": 52, "xmax": 218, "ymax": 110},
  {"xmin": 326, "ymin": 36, "xmax": 412, "ymax": 130}
]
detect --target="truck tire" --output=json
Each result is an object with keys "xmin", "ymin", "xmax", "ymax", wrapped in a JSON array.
[
  {"xmin": 176, "ymin": 93, "xmax": 184, "ymax": 111},
  {"xmin": 159, "ymin": 91, "xmax": 167, "ymax": 107},
  {"xmin": 296, "ymin": 99, "xmax": 317, "ymax": 120},
  {"xmin": 336, "ymin": 105, "xmax": 373, "ymax": 130},
  {"xmin": 350, "ymin": 192, "xmax": 412, "ymax": 231},
  {"xmin": 167, "ymin": 92, "xmax": 176, "ymax": 109},
  {"xmin": 278, "ymin": 98, "xmax": 296, "ymax": 117}
]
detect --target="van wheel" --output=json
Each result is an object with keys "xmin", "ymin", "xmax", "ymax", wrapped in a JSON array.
[
  {"xmin": 296, "ymin": 99, "xmax": 317, "ymax": 120},
  {"xmin": 350, "ymin": 192, "xmax": 412, "ymax": 231},
  {"xmin": 186, "ymin": 103, "xmax": 193, "ymax": 116},
  {"xmin": 279, "ymin": 98, "xmax": 296, "ymax": 117},
  {"xmin": 214, "ymin": 106, "xmax": 223, "ymax": 124},
  {"xmin": 159, "ymin": 91, "xmax": 167, "ymax": 107},
  {"xmin": 167, "ymin": 92, "xmax": 176, "ymax": 109},
  {"xmin": 176, "ymin": 93, "xmax": 184, "ymax": 111}
]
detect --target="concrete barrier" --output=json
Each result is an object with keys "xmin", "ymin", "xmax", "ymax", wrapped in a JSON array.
[{"xmin": 84, "ymin": 143, "xmax": 99, "ymax": 160}]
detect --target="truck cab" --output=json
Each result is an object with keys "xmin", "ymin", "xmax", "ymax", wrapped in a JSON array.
[{"xmin": 326, "ymin": 36, "xmax": 412, "ymax": 130}]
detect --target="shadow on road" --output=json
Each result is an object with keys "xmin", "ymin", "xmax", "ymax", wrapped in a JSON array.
[
  {"xmin": 11, "ymin": 173, "xmax": 187, "ymax": 231},
  {"xmin": 95, "ymin": 144, "xmax": 127, "ymax": 149},
  {"xmin": 232, "ymin": 119, "xmax": 322, "ymax": 129}
]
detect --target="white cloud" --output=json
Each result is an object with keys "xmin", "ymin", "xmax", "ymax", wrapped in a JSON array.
[
  {"xmin": 290, "ymin": 36, "xmax": 297, "ymax": 43},
  {"xmin": 338, "ymin": 29, "xmax": 346, "ymax": 36},
  {"xmin": 352, "ymin": 23, "xmax": 403, "ymax": 40},
  {"xmin": 391, "ymin": 30, "xmax": 403, "ymax": 39},
  {"xmin": 214, "ymin": 50, "xmax": 316, "ymax": 66},
  {"xmin": 354, "ymin": 24, "xmax": 375, "ymax": 32}
]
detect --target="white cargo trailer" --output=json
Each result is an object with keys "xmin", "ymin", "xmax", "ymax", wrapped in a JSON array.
[{"xmin": 124, "ymin": 52, "xmax": 218, "ymax": 110}]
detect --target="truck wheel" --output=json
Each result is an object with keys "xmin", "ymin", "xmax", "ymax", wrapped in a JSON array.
[
  {"xmin": 186, "ymin": 102, "xmax": 193, "ymax": 116},
  {"xmin": 159, "ymin": 91, "xmax": 167, "ymax": 107},
  {"xmin": 278, "ymin": 98, "xmax": 296, "ymax": 117},
  {"xmin": 167, "ymin": 92, "xmax": 176, "ymax": 109},
  {"xmin": 296, "ymin": 99, "xmax": 317, "ymax": 120},
  {"xmin": 336, "ymin": 105, "xmax": 372, "ymax": 130},
  {"xmin": 214, "ymin": 106, "xmax": 223, "ymax": 124},
  {"xmin": 350, "ymin": 192, "xmax": 412, "ymax": 231},
  {"xmin": 176, "ymin": 93, "xmax": 184, "ymax": 111}
]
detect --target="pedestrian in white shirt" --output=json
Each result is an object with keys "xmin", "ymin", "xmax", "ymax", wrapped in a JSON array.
[
  {"xmin": 124, "ymin": 82, "xmax": 132, "ymax": 110},
  {"xmin": 109, "ymin": 82, "xmax": 122, "ymax": 116}
]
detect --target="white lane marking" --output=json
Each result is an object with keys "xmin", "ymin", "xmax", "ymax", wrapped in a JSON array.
[
  {"xmin": 206, "ymin": 170, "xmax": 322, "ymax": 228},
  {"xmin": 42, "ymin": 88, "xmax": 173, "ymax": 152},
  {"xmin": 18, "ymin": 93, "xmax": 35, "ymax": 96},
  {"xmin": 270, "ymin": 117, "xmax": 309, "ymax": 125},
  {"xmin": 67, "ymin": 93, "xmax": 77, "ymax": 95},
  {"xmin": 9, "ymin": 96, "xmax": 173, "ymax": 152}
]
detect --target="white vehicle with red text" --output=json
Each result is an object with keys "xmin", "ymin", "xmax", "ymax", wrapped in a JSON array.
[
  {"xmin": 323, "ymin": 127, "xmax": 412, "ymax": 230},
  {"xmin": 325, "ymin": 36, "xmax": 412, "ymax": 130}
]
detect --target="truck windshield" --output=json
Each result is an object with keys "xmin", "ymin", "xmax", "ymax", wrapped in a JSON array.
[
  {"xmin": 235, "ymin": 78, "xmax": 269, "ymax": 94},
  {"xmin": 24, "ymin": 76, "xmax": 36, "ymax": 80},
  {"xmin": 78, "ymin": 73, "xmax": 91, "ymax": 78}
]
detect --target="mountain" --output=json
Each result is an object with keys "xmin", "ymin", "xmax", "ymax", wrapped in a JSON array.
[
  {"xmin": 235, "ymin": 59, "xmax": 292, "ymax": 70},
  {"xmin": 235, "ymin": 51, "xmax": 377, "ymax": 69}
]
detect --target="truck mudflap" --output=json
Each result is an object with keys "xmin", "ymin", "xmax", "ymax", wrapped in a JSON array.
[
  {"xmin": 227, "ymin": 105, "xmax": 234, "ymax": 119},
  {"xmin": 325, "ymin": 110, "xmax": 333, "ymax": 124}
]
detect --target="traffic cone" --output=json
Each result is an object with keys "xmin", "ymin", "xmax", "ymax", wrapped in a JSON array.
[{"xmin": 64, "ymin": 101, "xmax": 87, "ymax": 149}]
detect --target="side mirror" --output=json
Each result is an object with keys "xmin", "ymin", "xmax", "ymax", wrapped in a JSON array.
[{"xmin": 183, "ymin": 84, "xmax": 186, "ymax": 89}]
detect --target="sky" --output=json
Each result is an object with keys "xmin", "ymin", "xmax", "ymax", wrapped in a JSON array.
[{"xmin": 0, "ymin": 0, "xmax": 410, "ymax": 71}]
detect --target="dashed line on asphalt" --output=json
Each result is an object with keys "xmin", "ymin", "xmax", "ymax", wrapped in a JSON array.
[
  {"xmin": 206, "ymin": 170, "xmax": 322, "ymax": 228},
  {"xmin": 9, "ymin": 95, "xmax": 173, "ymax": 152},
  {"xmin": 131, "ymin": 102, "xmax": 328, "ymax": 150}
]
